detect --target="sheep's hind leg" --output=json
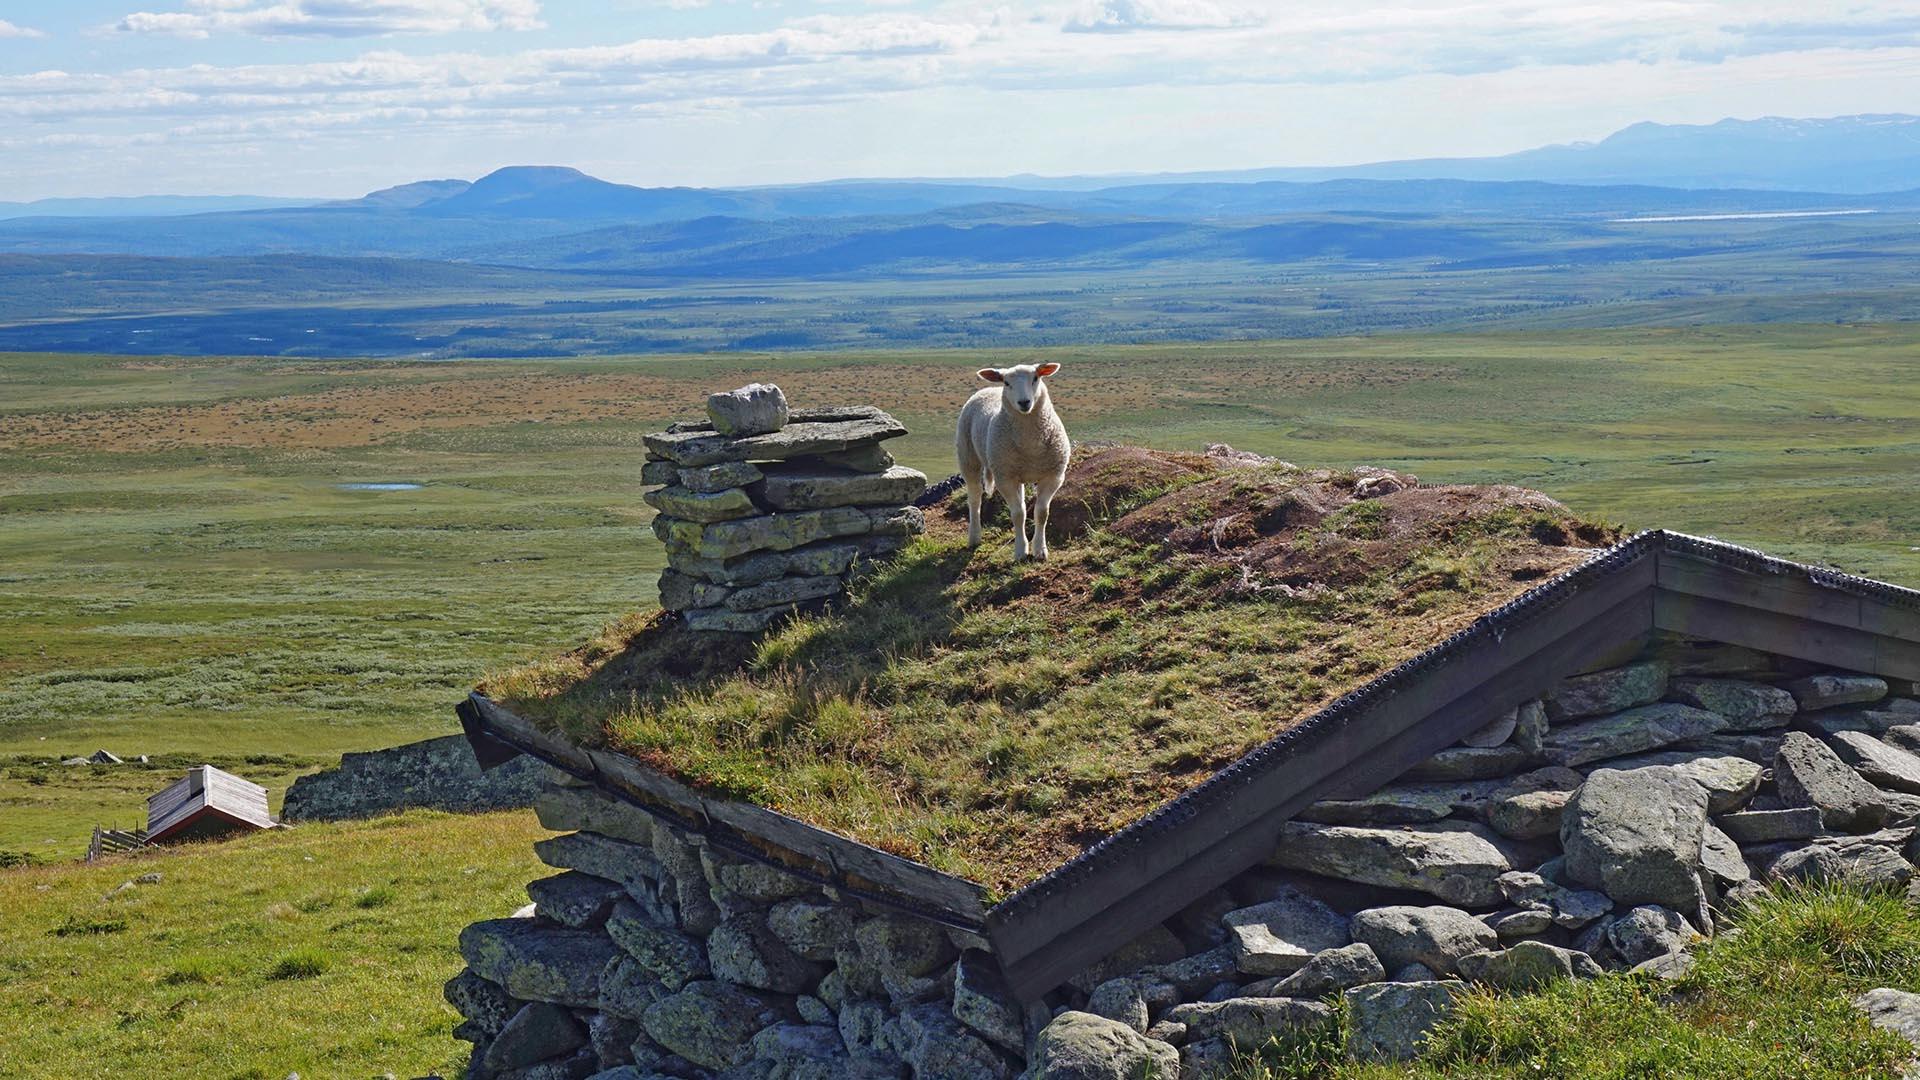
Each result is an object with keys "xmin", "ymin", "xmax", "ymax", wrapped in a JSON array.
[
  {"xmin": 962, "ymin": 470, "xmax": 985, "ymax": 547},
  {"xmin": 1032, "ymin": 474, "xmax": 1062, "ymax": 561},
  {"xmin": 1008, "ymin": 483, "xmax": 1029, "ymax": 560}
]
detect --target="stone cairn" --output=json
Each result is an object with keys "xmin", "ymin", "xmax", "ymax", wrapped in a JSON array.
[
  {"xmin": 642, "ymin": 384, "xmax": 928, "ymax": 633},
  {"xmin": 447, "ymin": 643, "xmax": 1920, "ymax": 1078}
]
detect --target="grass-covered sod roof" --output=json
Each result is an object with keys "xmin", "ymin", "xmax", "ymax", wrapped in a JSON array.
[{"xmin": 486, "ymin": 448, "xmax": 1618, "ymax": 895}]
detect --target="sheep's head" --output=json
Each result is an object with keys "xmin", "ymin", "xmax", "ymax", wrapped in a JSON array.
[{"xmin": 977, "ymin": 362, "xmax": 1060, "ymax": 415}]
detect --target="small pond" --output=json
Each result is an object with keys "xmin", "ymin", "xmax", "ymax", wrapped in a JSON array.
[{"xmin": 337, "ymin": 482, "xmax": 423, "ymax": 491}]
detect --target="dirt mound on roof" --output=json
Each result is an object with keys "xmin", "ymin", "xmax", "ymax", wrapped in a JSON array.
[{"xmin": 944, "ymin": 444, "xmax": 1296, "ymax": 539}]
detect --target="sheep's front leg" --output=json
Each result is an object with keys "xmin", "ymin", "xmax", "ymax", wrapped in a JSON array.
[
  {"xmin": 964, "ymin": 472, "xmax": 984, "ymax": 547},
  {"xmin": 1032, "ymin": 474, "xmax": 1062, "ymax": 561},
  {"xmin": 1008, "ymin": 483, "xmax": 1029, "ymax": 560}
]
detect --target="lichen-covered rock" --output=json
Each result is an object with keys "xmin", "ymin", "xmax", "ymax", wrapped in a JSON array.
[
  {"xmin": 1483, "ymin": 767, "xmax": 1586, "ymax": 841},
  {"xmin": 953, "ymin": 951, "xmax": 1025, "ymax": 1050},
  {"xmin": 652, "ymin": 828, "xmax": 722, "ymax": 936},
  {"xmin": 606, "ymin": 901, "xmax": 710, "ymax": 990},
  {"xmin": 1350, "ymin": 906, "xmax": 1499, "ymax": 977},
  {"xmin": 1561, "ymin": 766, "xmax": 1710, "ymax": 909},
  {"xmin": 674, "ymin": 459, "xmax": 765, "ymax": 494},
  {"xmin": 855, "ymin": 915, "xmax": 957, "ymax": 988},
  {"xmin": 534, "ymin": 784, "xmax": 655, "ymax": 846},
  {"xmin": 1164, "ymin": 996, "xmax": 1334, "ymax": 1049},
  {"xmin": 1699, "ymin": 822, "xmax": 1751, "ymax": 887},
  {"xmin": 731, "ymin": 1022, "xmax": 901, "ymax": 1080},
  {"xmin": 1455, "ymin": 941, "xmax": 1601, "ymax": 990},
  {"xmin": 643, "ymin": 485, "xmax": 759, "ymax": 523},
  {"xmin": 706, "ymin": 383, "xmax": 790, "ymax": 437},
  {"xmin": 596, "ymin": 956, "xmax": 668, "ymax": 1021},
  {"xmin": 1085, "ymin": 978, "xmax": 1150, "ymax": 1033},
  {"xmin": 1667, "ymin": 678, "xmax": 1797, "ymax": 730},
  {"xmin": 1144, "ymin": 945, "xmax": 1238, "ymax": 997},
  {"xmin": 755, "ymin": 464, "xmax": 928, "ymax": 511},
  {"xmin": 1763, "ymin": 838, "xmax": 1915, "ymax": 890},
  {"xmin": 645, "ymin": 409, "xmax": 907, "ymax": 467},
  {"xmin": 1586, "ymin": 752, "xmax": 1761, "ymax": 814},
  {"xmin": 1512, "ymin": 700, "xmax": 1549, "ymax": 756},
  {"xmin": 521, "ymin": 873, "xmax": 622, "ymax": 935},
  {"xmin": 895, "ymin": 1001, "xmax": 1014, "ymax": 1080},
  {"xmin": 708, "ymin": 912, "xmax": 825, "ymax": 994},
  {"xmin": 1784, "ymin": 674, "xmax": 1887, "ymax": 711},
  {"xmin": 767, "ymin": 899, "xmax": 857, "ymax": 962},
  {"xmin": 1026, "ymin": 1011, "xmax": 1181, "ymax": 1080},
  {"xmin": 1495, "ymin": 871, "xmax": 1612, "ymax": 930},
  {"xmin": 1263, "ymin": 942, "xmax": 1385, "ymax": 998},
  {"xmin": 1605, "ymin": 905, "xmax": 1695, "ymax": 967},
  {"xmin": 656, "ymin": 504, "xmax": 922, "ymax": 561},
  {"xmin": 535, "ymin": 832, "xmax": 665, "ymax": 898},
  {"xmin": 1343, "ymin": 981, "xmax": 1464, "ymax": 1064},
  {"xmin": 1267, "ymin": 821, "xmax": 1520, "ymax": 907},
  {"xmin": 459, "ymin": 919, "xmax": 621, "ymax": 1009},
  {"xmin": 484, "ymin": 1002, "xmax": 589, "ymax": 1074},
  {"xmin": 1542, "ymin": 703, "xmax": 1726, "ymax": 767},
  {"xmin": 1402, "ymin": 745, "xmax": 1535, "ymax": 782},
  {"xmin": 656, "ymin": 569, "xmax": 734, "ymax": 612},
  {"xmin": 1298, "ymin": 779, "xmax": 1503, "ymax": 826},
  {"xmin": 1222, "ymin": 886, "xmax": 1351, "ymax": 975},
  {"xmin": 445, "ymin": 969, "xmax": 519, "ymax": 1037},
  {"xmin": 1853, "ymin": 988, "xmax": 1920, "ymax": 1053},
  {"xmin": 707, "ymin": 859, "xmax": 814, "ymax": 904},
  {"xmin": 282, "ymin": 733, "xmax": 546, "ymax": 821},
  {"xmin": 1775, "ymin": 730, "xmax": 1891, "ymax": 832},
  {"xmin": 641, "ymin": 980, "xmax": 792, "ymax": 1070},
  {"xmin": 1547, "ymin": 661, "xmax": 1669, "ymax": 721},
  {"xmin": 586, "ymin": 1012, "xmax": 643, "ymax": 1069},
  {"xmin": 669, "ymin": 536, "xmax": 905, "ymax": 587},
  {"xmin": 1482, "ymin": 907, "xmax": 1553, "ymax": 940}
]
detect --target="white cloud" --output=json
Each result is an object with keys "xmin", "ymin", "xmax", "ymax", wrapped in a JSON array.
[
  {"xmin": 0, "ymin": 19, "xmax": 47, "ymax": 39},
  {"xmin": 112, "ymin": 0, "xmax": 545, "ymax": 39},
  {"xmin": 1063, "ymin": 0, "xmax": 1261, "ymax": 33}
]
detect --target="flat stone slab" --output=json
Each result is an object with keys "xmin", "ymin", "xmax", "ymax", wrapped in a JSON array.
[
  {"xmin": 1298, "ymin": 778, "xmax": 1504, "ymax": 826},
  {"xmin": 1785, "ymin": 673, "xmax": 1887, "ymax": 711},
  {"xmin": 1583, "ymin": 752, "xmax": 1762, "ymax": 814},
  {"xmin": 1402, "ymin": 745, "xmax": 1535, "ymax": 782},
  {"xmin": 458, "ymin": 919, "xmax": 621, "ymax": 1009},
  {"xmin": 645, "ymin": 410, "xmax": 908, "ymax": 467},
  {"xmin": 755, "ymin": 464, "xmax": 928, "ymax": 511},
  {"xmin": 1547, "ymin": 660, "xmax": 1669, "ymax": 721},
  {"xmin": 1831, "ymin": 731, "xmax": 1920, "ymax": 795},
  {"xmin": 1542, "ymin": 702, "xmax": 1727, "ymax": 767},
  {"xmin": 656, "ymin": 504, "xmax": 921, "ymax": 561},
  {"xmin": 1715, "ymin": 806, "xmax": 1823, "ymax": 844},
  {"xmin": 1776, "ymin": 730, "xmax": 1891, "ymax": 832},
  {"xmin": 1222, "ymin": 886, "xmax": 1352, "ymax": 975},
  {"xmin": 644, "ymin": 485, "xmax": 760, "ymax": 523},
  {"xmin": 1667, "ymin": 677, "xmax": 1797, "ymax": 731},
  {"xmin": 1350, "ymin": 905, "xmax": 1498, "ymax": 976},
  {"xmin": 670, "ymin": 535, "xmax": 906, "ymax": 587},
  {"xmin": 1267, "ymin": 820, "xmax": 1521, "ymax": 907},
  {"xmin": 526, "ymin": 871, "xmax": 626, "ymax": 929}
]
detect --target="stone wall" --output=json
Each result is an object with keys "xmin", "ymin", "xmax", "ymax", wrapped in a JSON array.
[
  {"xmin": 643, "ymin": 385, "xmax": 928, "ymax": 633},
  {"xmin": 283, "ymin": 734, "xmax": 547, "ymax": 822},
  {"xmin": 445, "ymin": 638, "xmax": 1920, "ymax": 1078}
]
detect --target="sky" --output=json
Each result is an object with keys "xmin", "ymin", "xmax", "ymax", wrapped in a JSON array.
[{"xmin": 3, "ymin": 0, "xmax": 1920, "ymax": 200}]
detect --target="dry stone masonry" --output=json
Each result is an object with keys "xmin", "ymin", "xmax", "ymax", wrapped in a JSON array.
[
  {"xmin": 448, "ymin": 633, "xmax": 1920, "ymax": 1078},
  {"xmin": 643, "ymin": 385, "xmax": 927, "ymax": 632}
]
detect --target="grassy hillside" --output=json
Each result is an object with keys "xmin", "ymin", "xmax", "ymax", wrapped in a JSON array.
[
  {"xmin": 0, "ymin": 808, "xmax": 548, "ymax": 1079},
  {"xmin": 4, "ymin": 325, "xmax": 1920, "ymax": 862}
]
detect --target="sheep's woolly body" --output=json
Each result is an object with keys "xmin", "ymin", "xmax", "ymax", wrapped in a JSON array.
[{"xmin": 957, "ymin": 367, "xmax": 1071, "ymax": 559}]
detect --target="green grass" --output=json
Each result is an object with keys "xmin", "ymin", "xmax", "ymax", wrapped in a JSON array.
[
  {"xmin": 0, "ymin": 808, "xmax": 549, "ymax": 1079},
  {"xmin": 1224, "ymin": 882, "xmax": 1920, "ymax": 1080},
  {"xmin": 6, "ymin": 324, "xmax": 1920, "ymax": 861}
]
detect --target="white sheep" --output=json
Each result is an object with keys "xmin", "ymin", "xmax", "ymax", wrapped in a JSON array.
[{"xmin": 956, "ymin": 362, "xmax": 1071, "ymax": 560}]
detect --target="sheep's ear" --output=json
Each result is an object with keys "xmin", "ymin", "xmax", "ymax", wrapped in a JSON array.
[
  {"xmin": 977, "ymin": 368, "xmax": 1004, "ymax": 383},
  {"xmin": 1035, "ymin": 363, "xmax": 1061, "ymax": 378}
]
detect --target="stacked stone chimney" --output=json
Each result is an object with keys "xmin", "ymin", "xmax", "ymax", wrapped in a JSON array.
[{"xmin": 643, "ymin": 384, "xmax": 927, "ymax": 632}]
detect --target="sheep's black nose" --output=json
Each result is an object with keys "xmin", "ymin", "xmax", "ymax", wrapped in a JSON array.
[{"xmin": 1016, "ymin": 398, "xmax": 1033, "ymax": 411}]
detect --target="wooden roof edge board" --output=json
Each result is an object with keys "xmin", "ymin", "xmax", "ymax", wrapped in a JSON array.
[
  {"xmin": 458, "ymin": 693, "xmax": 991, "ymax": 930},
  {"xmin": 1654, "ymin": 591, "xmax": 1920, "ymax": 682},
  {"xmin": 1657, "ymin": 544, "xmax": 1920, "ymax": 643},
  {"xmin": 148, "ymin": 804, "xmax": 276, "ymax": 844}
]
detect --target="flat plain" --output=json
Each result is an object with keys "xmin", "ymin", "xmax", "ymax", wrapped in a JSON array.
[{"xmin": 4, "ymin": 324, "xmax": 1920, "ymax": 864}]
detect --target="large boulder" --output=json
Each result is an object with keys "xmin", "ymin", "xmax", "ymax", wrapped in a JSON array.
[
  {"xmin": 1775, "ymin": 731, "xmax": 1891, "ymax": 832},
  {"xmin": 1025, "ymin": 1011, "xmax": 1180, "ymax": 1080},
  {"xmin": 1561, "ymin": 766, "xmax": 1710, "ymax": 908},
  {"xmin": 1343, "ymin": 981, "xmax": 1464, "ymax": 1064},
  {"xmin": 1350, "ymin": 905, "xmax": 1499, "ymax": 977},
  {"xmin": 1542, "ymin": 704, "xmax": 1726, "ymax": 767},
  {"xmin": 1267, "ymin": 821, "xmax": 1520, "ymax": 907},
  {"xmin": 1221, "ymin": 886, "xmax": 1351, "ymax": 975},
  {"xmin": 458, "ymin": 919, "xmax": 620, "ymax": 1009},
  {"xmin": 706, "ymin": 382, "xmax": 790, "ymax": 437}
]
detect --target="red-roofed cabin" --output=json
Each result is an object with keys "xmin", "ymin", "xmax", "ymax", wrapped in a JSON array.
[{"xmin": 146, "ymin": 765, "xmax": 277, "ymax": 845}]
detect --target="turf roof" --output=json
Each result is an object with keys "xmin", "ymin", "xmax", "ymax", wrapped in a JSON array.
[{"xmin": 483, "ymin": 448, "xmax": 1618, "ymax": 896}]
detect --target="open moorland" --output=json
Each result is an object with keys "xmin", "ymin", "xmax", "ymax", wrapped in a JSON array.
[{"xmin": 4, "ymin": 323, "xmax": 1920, "ymax": 868}]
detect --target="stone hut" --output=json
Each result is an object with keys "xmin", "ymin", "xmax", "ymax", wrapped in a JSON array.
[{"xmin": 448, "ymin": 527, "xmax": 1920, "ymax": 1078}]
